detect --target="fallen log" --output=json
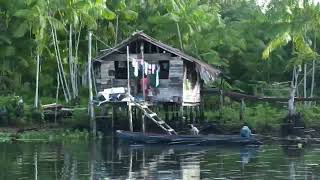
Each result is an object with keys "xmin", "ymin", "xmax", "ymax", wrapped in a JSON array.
[{"xmin": 202, "ymin": 88, "xmax": 320, "ymax": 102}]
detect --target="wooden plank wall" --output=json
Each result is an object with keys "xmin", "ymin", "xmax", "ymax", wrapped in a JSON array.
[
  {"xmin": 156, "ymin": 57, "xmax": 183, "ymax": 102},
  {"xmin": 96, "ymin": 54, "xmax": 188, "ymax": 103}
]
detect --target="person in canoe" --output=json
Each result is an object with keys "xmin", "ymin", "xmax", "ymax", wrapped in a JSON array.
[
  {"xmin": 240, "ymin": 124, "xmax": 252, "ymax": 138},
  {"xmin": 189, "ymin": 124, "xmax": 199, "ymax": 135}
]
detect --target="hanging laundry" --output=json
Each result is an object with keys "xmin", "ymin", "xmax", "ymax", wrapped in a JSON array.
[
  {"xmin": 144, "ymin": 62, "xmax": 148, "ymax": 75},
  {"xmin": 131, "ymin": 57, "xmax": 139, "ymax": 77},
  {"xmin": 156, "ymin": 64, "xmax": 160, "ymax": 87},
  {"xmin": 148, "ymin": 64, "xmax": 152, "ymax": 74},
  {"xmin": 140, "ymin": 77, "xmax": 149, "ymax": 95},
  {"xmin": 136, "ymin": 58, "xmax": 143, "ymax": 74},
  {"xmin": 151, "ymin": 64, "xmax": 156, "ymax": 74}
]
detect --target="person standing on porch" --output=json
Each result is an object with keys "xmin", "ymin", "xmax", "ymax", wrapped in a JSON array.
[{"xmin": 140, "ymin": 77, "xmax": 149, "ymax": 96}]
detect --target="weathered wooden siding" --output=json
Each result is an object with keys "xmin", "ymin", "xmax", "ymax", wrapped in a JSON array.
[
  {"xmin": 155, "ymin": 57, "xmax": 183, "ymax": 102},
  {"xmin": 96, "ymin": 61, "xmax": 114, "ymax": 90},
  {"xmin": 96, "ymin": 54, "xmax": 200, "ymax": 104},
  {"xmin": 183, "ymin": 63, "xmax": 201, "ymax": 104}
]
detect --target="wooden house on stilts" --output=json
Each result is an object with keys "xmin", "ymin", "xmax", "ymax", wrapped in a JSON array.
[{"xmin": 93, "ymin": 32, "xmax": 220, "ymax": 130}]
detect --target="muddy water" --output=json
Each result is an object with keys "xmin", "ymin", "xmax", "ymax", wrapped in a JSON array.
[{"xmin": 0, "ymin": 137, "xmax": 319, "ymax": 180}]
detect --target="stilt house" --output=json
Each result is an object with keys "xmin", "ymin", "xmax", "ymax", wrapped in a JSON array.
[{"xmin": 93, "ymin": 32, "xmax": 220, "ymax": 106}]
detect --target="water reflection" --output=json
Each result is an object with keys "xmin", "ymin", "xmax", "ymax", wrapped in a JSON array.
[{"xmin": 2, "ymin": 138, "xmax": 320, "ymax": 179}]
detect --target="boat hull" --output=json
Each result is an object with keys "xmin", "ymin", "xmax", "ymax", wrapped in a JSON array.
[{"xmin": 116, "ymin": 130, "xmax": 262, "ymax": 145}]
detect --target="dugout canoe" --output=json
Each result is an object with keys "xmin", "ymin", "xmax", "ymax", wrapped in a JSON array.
[{"xmin": 116, "ymin": 130, "xmax": 262, "ymax": 145}]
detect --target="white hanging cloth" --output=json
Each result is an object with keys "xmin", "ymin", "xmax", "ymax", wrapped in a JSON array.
[
  {"xmin": 156, "ymin": 64, "xmax": 160, "ymax": 87},
  {"xmin": 131, "ymin": 57, "xmax": 139, "ymax": 77},
  {"xmin": 151, "ymin": 64, "xmax": 156, "ymax": 74},
  {"xmin": 144, "ymin": 62, "xmax": 148, "ymax": 75}
]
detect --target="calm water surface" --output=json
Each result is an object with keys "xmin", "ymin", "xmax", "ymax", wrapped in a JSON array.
[{"xmin": 1, "ymin": 137, "xmax": 320, "ymax": 180}]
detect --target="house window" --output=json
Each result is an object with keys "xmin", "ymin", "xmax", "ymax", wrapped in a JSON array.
[
  {"xmin": 114, "ymin": 61, "xmax": 127, "ymax": 79},
  {"xmin": 93, "ymin": 63, "xmax": 101, "ymax": 79},
  {"xmin": 159, "ymin": 61, "xmax": 169, "ymax": 79}
]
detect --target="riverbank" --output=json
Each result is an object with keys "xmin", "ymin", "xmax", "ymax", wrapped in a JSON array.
[
  {"xmin": 204, "ymin": 97, "xmax": 320, "ymax": 136},
  {"xmin": 0, "ymin": 126, "xmax": 98, "ymax": 143},
  {"xmin": 2, "ymin": 95, "xmax": 320, "ymax": 139}
]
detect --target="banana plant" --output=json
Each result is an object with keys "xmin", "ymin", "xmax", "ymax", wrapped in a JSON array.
[
  {"xmin": 262, "ymin": 0, "xmax": 319, "ymax": 115},
  {"xmin": 13, "ymin": 0, "xmax": 52, "ymax": 108}
]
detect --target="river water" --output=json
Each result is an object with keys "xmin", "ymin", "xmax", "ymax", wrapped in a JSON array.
[{"xmin": 1, "ymin": 137, "xmax": 320, "ymax": 180}]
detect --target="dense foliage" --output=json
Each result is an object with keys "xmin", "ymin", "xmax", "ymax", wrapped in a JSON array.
[{"xmin": 1, "ymin": 0, "xmax": 320, "ymax": 130}]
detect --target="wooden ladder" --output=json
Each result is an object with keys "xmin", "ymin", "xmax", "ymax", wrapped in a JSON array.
[{"xmin": 131, "ymin": 102, "xmax": 177, "ymax": 135}]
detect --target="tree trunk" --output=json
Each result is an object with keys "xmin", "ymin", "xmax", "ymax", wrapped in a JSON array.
[
  {"xmin": 114, "ymin": 15, "xmax": 119, "ymax": 46},
  {"xmin": 88, "ymin": 31, "xmax": 96, "ymax": 137},
  {"xmin": 51, "ymin": 27, "xmax": 69, "ymax": 102},
  {"xmin": 176, "ymin": 22, "xmax": 183, "ymax": 50},
  {"xmin": 69, "ymin": 24, "xmax": 76, "ymax": 99},
  {"xmin": 55, "ymin": 73, "xmax": 60, "ymax": 124},
  {"xmin": 34, "ymin": 53, "xmax": 40, "ymax": 109},
  {"xmin": 74, "ymin": 22, "xmax": 82, "ymax": 97},
  {"xmin": 310, "ymin": 33, "xmax": 316, "ymax": 105},
  {"xmin": 303, "ymin": 63, "xmax": 307, "ymax": 106},
  {"xmin": 289, "ymin": 66, "xmax": 300, "ymax": 116},
  {"xmin": 54, "ymin": 27, "xmax": 71, "ymax": 101}
]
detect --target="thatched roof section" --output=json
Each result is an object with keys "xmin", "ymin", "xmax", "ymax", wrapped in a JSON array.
[{"xmin": 94, "ymin": 31, "xmax": 220, "ymax": 83}]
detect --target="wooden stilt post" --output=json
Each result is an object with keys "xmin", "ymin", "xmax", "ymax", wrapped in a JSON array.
[
  {"xmin": 165, "ymin": 104, "xmax": 169, "ymax": 122},
  {"xmin": 175, "ymin": 104, "xmax": 179, "ymax": 120},
  {"xmin": 54, "ymin": 73, "xmax": 60, "ymax": 124},
  {"xmin": 219, "ymin": 90, "xmax": 224, "ymax": 120},
  {"xmin": 142, "ymin": 114, "xmax": 145, "ymax": 133},
  {"xmin": 191, "ymin": 106, "xmax": 195, "ymax": 125},
  {"xmin": 196, "ymin": 105, "xmax": 200, "ymax": 124},
  {"xmin": 171, "ymin": 104, "xmax": 174, "ymax": 121},
  {"xmin": 180, "ymin": 105, "xmax": 185, "ymax": 126},
  {"xmin": 127, "ymin": 46, "xmax": 133, "ymax": 132},
  {"xmin": 134, "ymin": 107, "xmax": 137, "ymax": 123},
  {"xmin": 201, "ymin": 93, "xmax": 205, "ymax": 122},
  {"xmin": 111, "ymin": 105, "xmax": 114, "ymax": 132},
  {"xmin": 185, "ymin": 106, "xmax": 189, "ymax": 124},
  {"xmin": 88, "ymin": 31, "xmax": 96, "ymax": 137},
  {"xmin": 34, "ymin": 53, "xmax": 40, "ymax": 109}
]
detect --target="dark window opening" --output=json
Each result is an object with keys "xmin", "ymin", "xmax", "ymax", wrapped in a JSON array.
[
  {"xmin": 93, "ymin": 63, "xmax": 101, "ymax": 79},
  {"xmin": 159, "ymin": 61, "xmax": 170, "ymax": 79},
  {"xmin": 185, "ymin": 62, "xmax": 197, "ymax": 86},
  {"xmin": 114, "ymin": 61, "xmax": 127, "ymax": 79}
]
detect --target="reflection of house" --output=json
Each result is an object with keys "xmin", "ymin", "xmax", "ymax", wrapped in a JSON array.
[{"xmin": 94, "ymin": 32, "xmax": 220, "ymax": 106}]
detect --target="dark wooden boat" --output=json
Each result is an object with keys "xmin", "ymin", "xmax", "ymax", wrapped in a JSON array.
[{"xmin": 116, "ymin": 130, "xmax": 262, "ymax": 145}]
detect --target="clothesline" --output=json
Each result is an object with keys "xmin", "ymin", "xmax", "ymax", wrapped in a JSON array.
[{"xmin": 130, "ymin": 56, "xmax": 160, "ymax": 87}]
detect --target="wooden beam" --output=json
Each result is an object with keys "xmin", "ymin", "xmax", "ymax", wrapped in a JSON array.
[
  {"xmin": 203, "ymin": 88, "xmax": 320, "ymax": 102},
  {"xmin": 127, "ymin": 46, "xmax": 133, "ymax": 132},
  {"xmin": 102, "ymin": 53, "xmax": 172, "ymax": 62}
]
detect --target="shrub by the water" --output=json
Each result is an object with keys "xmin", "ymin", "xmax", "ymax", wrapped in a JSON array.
[
  {"xmin": 17, "ymin": 129, "xmax": 90, "ymax": 142},
  {"xmin": 0, "ymin": 96, "xmax": 24, "ymax": 126},
  {"xmin": 205, "ymin": 101, "xmax": 286, "ymax": 134},
  {"xmin": 244, "ymin": 103, "xmax": 285, "ymax": 133},
  {"xmin": 63, "ymin": 107, "xmax": 89, "ymax": 129},
  {"xmin": 296, "ymin": 105, "xmax": 320, "ymax": 130}
]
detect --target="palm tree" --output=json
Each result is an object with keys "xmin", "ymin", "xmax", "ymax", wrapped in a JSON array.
[
  {"xmin": 13, "ymin": 0, "xmax": 51, "ymax": 108},
  {"xmin": 262, "ymin": 0, "xmax": 318, "ymax": 115}
]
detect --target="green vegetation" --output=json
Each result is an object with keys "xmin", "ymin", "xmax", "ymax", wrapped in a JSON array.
[
  {"xmin": 204, "ymin": 97, "xmax": 287, "ymax": 134},
  {"xmin": 1, "ymin": 0, "xmax": 320, "ymax": 133},
  {"xmin": 0, "ymin": 129, "xmax": 92, "ymax": 142},
  {"xmin": 16, "ymin": 129, "xmax": 90, "ymax": 142}
]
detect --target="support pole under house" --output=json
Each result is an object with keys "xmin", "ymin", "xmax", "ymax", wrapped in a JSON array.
[
  {"xmin": 127, "ymin": 46, "xmax": 133, "ymax": 132},
  {"xmin": 88, "ymin": 31, "xmax": 96, "ymax": 136}
]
